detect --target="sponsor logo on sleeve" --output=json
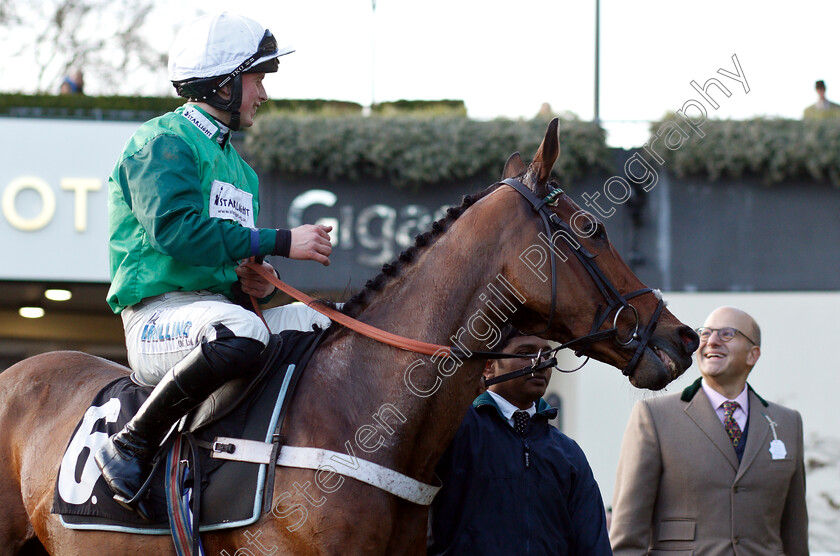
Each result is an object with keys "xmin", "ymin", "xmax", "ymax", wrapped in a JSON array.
[{"xmin": 210, "ymin": 180, "xmax": 255, "ymax": 228}]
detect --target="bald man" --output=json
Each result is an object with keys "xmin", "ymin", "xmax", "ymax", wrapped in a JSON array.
[{"xmin": 610, "ymin": 307, "xmax": 809, "ymax": 555}]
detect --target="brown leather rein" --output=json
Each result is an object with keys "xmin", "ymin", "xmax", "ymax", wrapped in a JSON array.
[
  {"xmin": 244, "ymin": 260, "xmax": 454, "ymax": 357},
  {"xmin": 241, "ymin": 177, "xmax": 662, "ymax": 380}
]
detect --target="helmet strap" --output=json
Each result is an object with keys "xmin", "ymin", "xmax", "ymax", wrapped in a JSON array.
[
  {"xmin": 229, "ymin": 110, "xmax": 241, "ymax": 132},
  {"xmin": 225, "ymin": 75, "xmax": 244, "ymax": 131},
  {"xmin": 175, "ymin": 74, "xmax": 244, "ymax": 131}
]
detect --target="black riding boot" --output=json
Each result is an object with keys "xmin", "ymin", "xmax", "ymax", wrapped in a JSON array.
[{"xmin": 94, "ymin": 336, "xmax": 263, "ymax": 519}]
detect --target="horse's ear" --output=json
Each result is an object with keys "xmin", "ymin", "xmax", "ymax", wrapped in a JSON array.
[
  {"xmin": 528, "ymin": 118, "xmax": 560, "ymax": 191},
  {"xmin": 501, "ymin": 152, "xmax": 527, "ymax": 180}
]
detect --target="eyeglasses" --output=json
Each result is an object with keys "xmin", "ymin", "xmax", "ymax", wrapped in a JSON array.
[{"xmin": 695, "ymin": 327, "xmax": 757, "ymax": 346}]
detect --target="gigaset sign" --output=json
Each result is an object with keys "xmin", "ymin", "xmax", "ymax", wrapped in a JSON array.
[{"xmin": 286, "ymin": 189, "xmax": 451, "ymax": 268}]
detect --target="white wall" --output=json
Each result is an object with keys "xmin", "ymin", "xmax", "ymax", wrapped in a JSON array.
[
  {"xmin": 544, "ymin": 291, "xmax": 840, "ymax": 551},
  {"xmin": 0, "ymin": 118, "xmax": 137, "ymax": 282}
]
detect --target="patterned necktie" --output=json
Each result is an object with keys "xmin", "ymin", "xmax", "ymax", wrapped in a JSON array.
[
  {"xmin": 513, "ymin": 410, "xmax": 530, "ymax": 437},
  {"xmin": 722, "ymin": 401, "xmax": 743, "ymax": 448}
]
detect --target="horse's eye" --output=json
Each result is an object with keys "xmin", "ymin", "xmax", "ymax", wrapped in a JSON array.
[{"xmin": 586, "ymin": 222, "xmax": 606, "ymax": 241}]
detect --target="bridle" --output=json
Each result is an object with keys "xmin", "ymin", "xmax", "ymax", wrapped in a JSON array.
[
  {"xmin": 483, "ymin": 178, "xmax": 666, "ymax": 380},
  {"xmin": 245, "ymin": 177, "xmax": 665, "ymax": 382},
  {"xmin": 234, "ymin": 176, "xmax": 670, "ymax": 507}
]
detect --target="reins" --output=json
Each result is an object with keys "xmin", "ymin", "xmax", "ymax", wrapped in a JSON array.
[
  {"xmin": 245, "ymin": 259, "xmax": 563, "ymax": 363},
  {"xmin": 245, "ymin": 264, "xmax": 576, "ymax": 385},
  {"xmin": 246, "ymin": 261, "xmax": 455, "ymax": 357},
  {"xmin": 244, "ymin": 177, "xmax": 665, "ymax": 383}
]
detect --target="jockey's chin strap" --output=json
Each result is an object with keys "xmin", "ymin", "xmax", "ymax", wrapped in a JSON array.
[{"xmin": 244, "ymin": 176, "xmax": 664, "ymax": 379}]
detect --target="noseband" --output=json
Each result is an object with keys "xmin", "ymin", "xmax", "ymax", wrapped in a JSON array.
[{"xmin": 500, "ymin": 178, "xmax": 665, "ymax": 377}]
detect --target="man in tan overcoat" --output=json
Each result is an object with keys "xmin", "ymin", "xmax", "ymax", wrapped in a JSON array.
[{"xmin": 610, "ymin": 306, "xmax": 808, "ymax": 555}]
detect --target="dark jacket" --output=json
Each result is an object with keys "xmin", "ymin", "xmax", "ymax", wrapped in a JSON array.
[{"xmin": 428, "ymin": 392, "xmax": 612, "ymax": 556}]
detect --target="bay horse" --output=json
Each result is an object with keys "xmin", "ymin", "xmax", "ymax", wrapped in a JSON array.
[{"xmin": 0, "ymin": 119, "xmax": 699, "ymax": 555}]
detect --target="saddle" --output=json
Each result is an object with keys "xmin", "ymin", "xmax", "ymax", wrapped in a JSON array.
[{"xmin": 52, "ymin": 328, "xmax": 324, "ymax": 535}]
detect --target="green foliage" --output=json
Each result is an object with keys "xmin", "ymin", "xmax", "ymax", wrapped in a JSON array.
[
  {"xmin": 0, "ymin": 93, "xmax": 612, "ymax": 188},
  {"xmin": 0, "ymin": 93, "xmax": 363, "ymax": 121},
  {"xmin": 372, "ymin": 99, "xmax": 467, "ymax": 117},
  {"xmin": 649, "ymin": 116, "xmax": 840, "ymax": 186},
  {"xmin": 0, "ymin": 93, "xmax": 184, "ymax": 120},
  {"xmin": 261, "ymin": 98, "xmax": 363, "ymax": 116},
  {"xmin": 246, "ymin": 116, "xmax": 612, "ymax": 188}
]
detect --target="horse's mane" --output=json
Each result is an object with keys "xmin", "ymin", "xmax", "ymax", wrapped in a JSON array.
[{"xmin": 320, "ymin": 181, "xmax": 503, "ymax": 335}]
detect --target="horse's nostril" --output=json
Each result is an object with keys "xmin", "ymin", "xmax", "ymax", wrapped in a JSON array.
[{"xmin": 678, "ymin": 326, "xmax": 700, "ymax": 354}]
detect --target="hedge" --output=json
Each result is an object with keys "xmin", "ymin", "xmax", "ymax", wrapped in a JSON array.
[
  {"xmin": 0, "ymin": 94, "xmax": 613, "ymax": 186},
  {"xmin": 648, "ymin": 116, "xmax": 840, "ymax": 186},
  {"xmin": 0, "ymin": 93, "xmax": 185, "ymax": 121},
  {"xmin": 371, "ymin": 99, "xmax": 467, "ymax": 116},
  {"xmin": 0, "ymin": 93, "xmax": 366, "ymax": 120},
  {"xmin": 245, "ymin": 116, "xmax": 612, "ymax": 188},
  {"xmin": 0, "ymin": 93, "xmax": 465, "ymax": 120}
]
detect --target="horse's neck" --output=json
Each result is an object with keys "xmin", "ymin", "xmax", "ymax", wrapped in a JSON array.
[{"xmin": 336, "ymin": 209, "xmax": 516, "ymax": 481}]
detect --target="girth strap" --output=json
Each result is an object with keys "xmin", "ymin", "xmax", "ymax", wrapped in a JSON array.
[
  {"xmin": 276, "ymin": 446, "xmax": 441, "ymax": 506},
  {"xmin": 208, "ymin": 440, "xmax": 440, "ymax": 505}
]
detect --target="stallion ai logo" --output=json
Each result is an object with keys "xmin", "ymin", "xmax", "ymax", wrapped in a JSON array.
[{"xmin": 57, "ymin": 398, "xmax": 121, "ymax": 505}]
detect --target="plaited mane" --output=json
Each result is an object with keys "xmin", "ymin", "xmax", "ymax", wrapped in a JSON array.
[{"xmin": 333, "ymin": 182, "xmax": 502, "ymax": 323}]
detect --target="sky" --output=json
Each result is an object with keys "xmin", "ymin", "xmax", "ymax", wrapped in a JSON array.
[{"xmin": 7, "ymin": 1, "xmax": 840, "ymax": 147}]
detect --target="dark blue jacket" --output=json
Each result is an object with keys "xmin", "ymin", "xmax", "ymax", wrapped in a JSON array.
[{"xmin": 428, "ymin": 392, "xmax": 612, "ymax": 556}]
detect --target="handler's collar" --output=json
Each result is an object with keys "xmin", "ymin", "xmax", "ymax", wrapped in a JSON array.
[{"xmin": 473, "ymin": 391, "xmax": 558, "ymax": 421}]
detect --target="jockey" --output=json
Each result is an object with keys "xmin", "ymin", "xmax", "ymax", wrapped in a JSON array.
[{"xmin": 95, "ymin": 12, "xmax": 333, "ymax": 518}]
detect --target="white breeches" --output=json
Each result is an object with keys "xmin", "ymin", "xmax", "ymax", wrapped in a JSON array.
[{"xmin": 121, "ymin": 291, "xmax": 331, "ymax": 386}]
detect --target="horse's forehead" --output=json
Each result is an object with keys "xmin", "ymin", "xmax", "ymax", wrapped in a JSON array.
[
  {"xmin": 558, "ymin": 192, "xmax": 576, "ymax": 208},
  {"xmin": 555, "ymin": 192, "xmax": 586, "ymax": 217},
  {"xmin": 488, "ymin": 186, "xmax": 585, "ymax": 222}
]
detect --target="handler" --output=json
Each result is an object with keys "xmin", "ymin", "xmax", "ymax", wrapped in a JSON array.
[
  {"xmin": 428, "ymin": 326, "xmax": 612, "ymax": 555},
  {"xmin": 95, "ymin": 12, "xmax": 333, "ymax": 518}
]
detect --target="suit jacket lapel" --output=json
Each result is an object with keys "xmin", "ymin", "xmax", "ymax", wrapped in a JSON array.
[
  {"xmin": 684, "ymin": 388, "xmax": 740, "ymax": 472},
  {"xmin": 734, "ymin": 389, "xmax": 771, "ymax": 481}
]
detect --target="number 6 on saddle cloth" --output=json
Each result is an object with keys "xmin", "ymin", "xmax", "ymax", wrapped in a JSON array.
[{"xmin": 52, "ymin": 329, "xmax": 321, "ymax": 536}]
